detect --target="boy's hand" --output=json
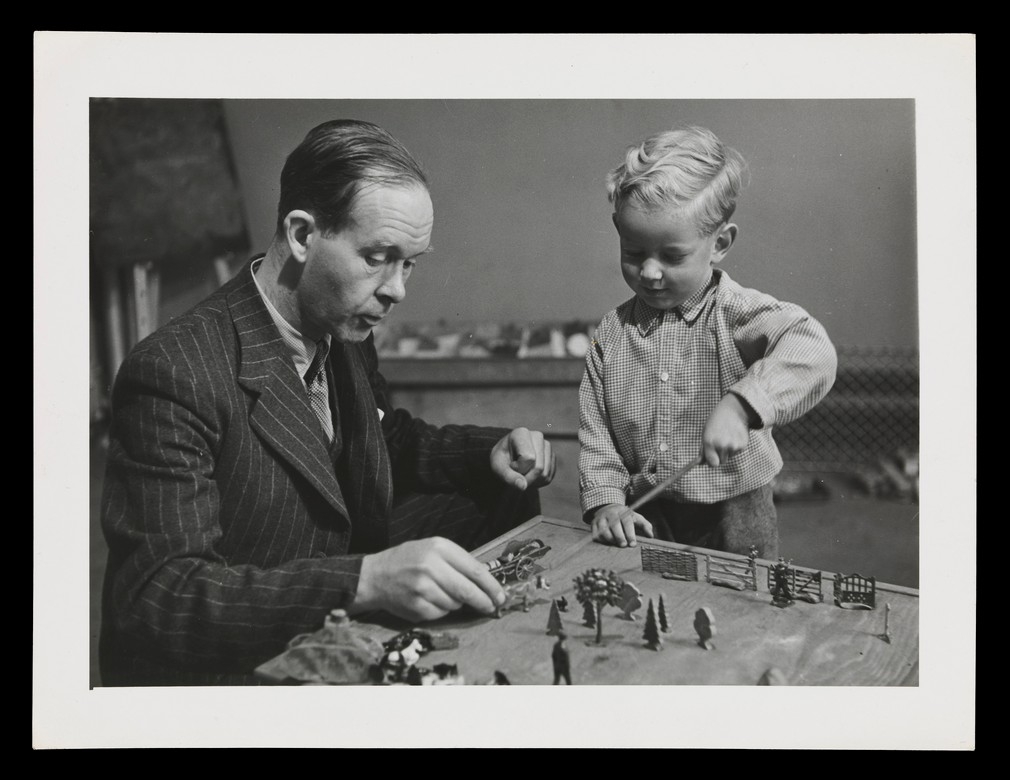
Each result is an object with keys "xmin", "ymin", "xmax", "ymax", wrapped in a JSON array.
[
  {"xmin": 702, "ymin": 393, "xmax": 757, "ymax": 467},
  {"xmin": 590, "ymin": 503, "xmax": 654, "ymax": 548}
]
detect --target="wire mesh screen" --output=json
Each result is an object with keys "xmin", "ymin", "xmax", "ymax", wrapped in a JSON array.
[{"xmin": 773, "ymin": 346, "xmax": 919, "ymax": 471}]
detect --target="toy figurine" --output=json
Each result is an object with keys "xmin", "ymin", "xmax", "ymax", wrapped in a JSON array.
[
  {"xmin": 495, "ymin": 573, "xmax": 551, "ymax": 617},
  {"xmin": 642, "ymin": 598, "xmax": 663, "ymax": 651},
  {"xmin": 581, "ymin": 598, "xmax": 597, "ymax": 628},
  {"xmin": 557, "ymin": 596, "xmax": 569, "ymax": 612},
  {"xmin": 770, "ymin": 557, "xmax": 795, "ymax": 608},
  {"xmin": 546, "ymin": 599, "xmax": 565, "ymax": 635},
  {"xmin": 693, "ymin": 607, "xmax": 716, "ymax": 650},
  {"xmin": 619, "ymin": 581, "xmax": 644, "ymax": 620},
  {"xmin": 488, "ymin": 670, "xmax": 511, "ymax": 685},
  {"xmin": 880, "ymin": 602, "xmax": 892, "ymax": 644},
  {"xmin": 552, "ymin": 632, "xmax": 572, "ymax": 685},
  {"xmin": 757, "ymin": 667, "xmax": 789, "ymax": 685},
  {"xmin": 573, "ymin": 568, "xmax": 625, "ymax": 646}
]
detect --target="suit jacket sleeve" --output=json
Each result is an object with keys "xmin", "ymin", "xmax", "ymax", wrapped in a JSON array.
[
  {"xmin": 102, "ymin": 344, "xmax": 365, "ymax": 675},
  {"xmin": 360, "ymin": 336, "xmax": 510, "ymax": 495}
]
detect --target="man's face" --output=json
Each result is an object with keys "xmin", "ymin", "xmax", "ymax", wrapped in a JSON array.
[
  {"xmin": 297, "ymin": 183, "xmax": 433, "ymax": 343},
  {"xmin": 614, "ymin": 202, "xmax": 728, "ymax": 311}
]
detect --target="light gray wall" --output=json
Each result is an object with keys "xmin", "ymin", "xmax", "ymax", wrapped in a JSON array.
[{"xmin": 223, "ymin": 99, "xmax": 917, "ymax": 349}]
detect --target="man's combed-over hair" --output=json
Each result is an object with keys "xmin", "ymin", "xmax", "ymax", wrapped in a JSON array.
[
  {"xmin": 606, "ymin": 125, "xmax": 747, "ymax": 237},
  {"xmin": 276, "ymin": 119, "xmax": 429, "ymax": 236}
]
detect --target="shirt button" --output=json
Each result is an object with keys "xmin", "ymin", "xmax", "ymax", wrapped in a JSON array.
[
  {"xmin": 660, "ymin": 371, "xmax": 670, "ymax": 382},
  {"xmin": 659, "ymin": 443, "xmax": 669, "ymax": 453}
]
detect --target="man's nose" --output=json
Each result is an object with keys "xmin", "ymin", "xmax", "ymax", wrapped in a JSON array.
[
  {"xmin": 640, "ymin": 258, "xmax": 664, "ymax": 286},
  {"xmin": 378, "ymin": 265, "xmax": 407, "ymax": 304}
]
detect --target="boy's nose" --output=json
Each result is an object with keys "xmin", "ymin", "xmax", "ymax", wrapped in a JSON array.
[{"xmin": 640, "ymin": 258, "xmax": 664, "ymax": 285}]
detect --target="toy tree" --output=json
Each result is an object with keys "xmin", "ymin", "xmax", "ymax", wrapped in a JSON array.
[
  {"xmin": 657, "ymin": 594, "xmax": 670, "ymax": 633},
  {"xmin": 573, "ymin": 568, "xmax": 625, "ymax": 645},
  {"xmin": 694, "ymin": 606, "xmax": 716, "ymax": 650},
  {"xmin": 546, "ymin": 599, "xmax": 564, "ymax": 636},
  {"xmin": 619, "ymin": 581, "xmax": 644, "ymax": 620},
  {"xmin": 642, "ymin": 598, "xmax": 662, "ymax": 650}
]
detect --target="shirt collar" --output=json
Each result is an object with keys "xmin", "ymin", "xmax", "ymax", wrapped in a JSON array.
[
  {"xmin": 631, "ymin": 268, "xmax": 717, "ymax": 336},
  {"xmin": 251, "ymin": 256, "xmax": 331, "ymax": 379}
]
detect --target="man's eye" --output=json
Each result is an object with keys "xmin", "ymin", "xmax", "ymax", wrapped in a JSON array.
[
  {"xmin": 365, "ymin": 255, "xmax": 385, "ymax": 267},
  {"xmin": 403, "ymin": 259, "xmax": 417, "ymax": 272}
]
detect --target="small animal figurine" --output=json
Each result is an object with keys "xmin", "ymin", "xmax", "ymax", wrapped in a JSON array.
[
  {"xmin": 556, "ymin": 596, "xmax": 569, "ymax": 612},
  {"xmin": 495, "ymin": 574, "xmax": 551, "ymax": 618}
]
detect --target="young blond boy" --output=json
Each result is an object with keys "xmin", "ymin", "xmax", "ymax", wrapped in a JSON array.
[{"xmin": 579, "ymin": 126, "xmax": 837, "ymax": 558}]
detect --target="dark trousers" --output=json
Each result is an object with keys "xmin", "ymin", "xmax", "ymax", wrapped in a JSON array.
[{"xmin": 638, "ymin": 483, "xmax": 778, "ymax": 559}]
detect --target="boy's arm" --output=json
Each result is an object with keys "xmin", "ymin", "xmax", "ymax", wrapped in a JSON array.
[
  {"xmin": 727, "ymin": 294, "xmax": 839, "ymax": 429},
  {"xmin": 577, "ymin": 337, "xmax": 631, "ymax": 519}
]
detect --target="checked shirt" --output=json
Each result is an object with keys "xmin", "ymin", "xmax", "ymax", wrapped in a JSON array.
[{"xmin": 578, "ymin": 268, "xmax": 837, "ymax": 511}]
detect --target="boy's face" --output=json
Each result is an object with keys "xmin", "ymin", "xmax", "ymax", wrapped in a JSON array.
[{"xmin": 614, "ymin": 202, "xmax": 736, "ymax": 311}]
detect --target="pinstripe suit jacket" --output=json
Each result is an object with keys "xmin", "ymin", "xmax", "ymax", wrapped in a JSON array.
[{"xmin": 100, "ymin": 259, "xmax": 507, "ymax": 685}]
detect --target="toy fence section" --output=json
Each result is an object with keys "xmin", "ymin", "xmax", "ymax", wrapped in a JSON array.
[
  {"xmin": 833, "ymin": 572, "xmax": 877, "ymax": 609},
  {"xmin": 641, "ymin": 545, "xmax": 699, "ymax": 582},
  {"xmin": 765, "ymin": 563, "xmax": 824, "ymax": 603},
  {"xmin": 640, "ymin": 544, "xmax": 759, "ymax": 592},
  {"xmin": 706, "ymin": 554, "xmax": 758, "ymax": 592}
]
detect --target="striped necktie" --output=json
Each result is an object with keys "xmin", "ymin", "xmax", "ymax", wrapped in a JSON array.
[{"xmin": 304, "ymin": 340, "xmax": 333, "ymax": 443}]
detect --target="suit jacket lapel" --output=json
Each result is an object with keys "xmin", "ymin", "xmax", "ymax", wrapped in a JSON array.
[
  {"xmin": 227, "ymin": 263, "xmax": 351, "ymax": 528},
  {"xmin": 332, "ymin": 342, "xmax": 394, "ymax": 553}
]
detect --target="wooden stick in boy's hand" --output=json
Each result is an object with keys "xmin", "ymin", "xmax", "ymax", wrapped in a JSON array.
[
  {"xmin": 619, "ymin": 455, "xmax": 704, "ymax": 521},
  {"xmin": 590, "ymin": 455, "xmax": 704, "ymax": 548}
]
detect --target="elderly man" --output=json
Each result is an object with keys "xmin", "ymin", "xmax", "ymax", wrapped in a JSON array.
[{"xmin": 100, "ymin": 119, "xmax": 556, "ymax": 685}]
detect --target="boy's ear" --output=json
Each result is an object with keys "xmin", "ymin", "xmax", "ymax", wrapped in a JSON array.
[
  {"xmin": 710, "ymin": 222, "xmax": 738, "ymax": 265},
  {"xmin": 283, "ymin": 210, "xmax": 317, "ymax": 264}
]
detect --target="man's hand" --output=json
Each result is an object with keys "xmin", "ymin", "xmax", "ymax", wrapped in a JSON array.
[
  {"xmin": 349, "ymin": 537, "xmax": 506, "ymax": 622},
  {"xmin": 701, "ymin": 393, "xmax": 758, "ymax": 467},
  {"xmin": 590, "ymin": 503, "xmax": 654, "ymax": 548},
  {"xmin": 490, "ymin": 427, "xmax": 557, "ymax": 491}
]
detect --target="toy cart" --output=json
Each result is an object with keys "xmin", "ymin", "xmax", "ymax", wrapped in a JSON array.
[{"xmin": 486, "ymin": 538, "xmax": 552, "ymax": 583}]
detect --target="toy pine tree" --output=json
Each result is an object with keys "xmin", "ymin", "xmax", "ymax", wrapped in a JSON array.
[
  {"xmin": 546, "ymin": 599, "xmax": 564, "ymax": 636},
  {"xmin": 694, "ymin": 607, "xmax": 716, "ymax": 650},
  {"xmin": 573, "ymin": 568, "xmax": 625, "ymax": 645},
  {"xmin": 643, "ymin": 598, "xmax": 662, "ymax": 650},
  {"xmin": 582, "ymin": 598, "xmax": 596, "ymax": 628},
  {"xmin": 657, "ymin": 594, "xmax": 670, "ymax": 633}
]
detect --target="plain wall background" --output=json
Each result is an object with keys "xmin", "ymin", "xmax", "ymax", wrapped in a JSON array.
[{"xmin": 224, "ymin": 99, "xmax": 917, "ymax": 348}]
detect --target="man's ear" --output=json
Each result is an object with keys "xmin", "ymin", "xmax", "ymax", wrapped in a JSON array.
[
  {"xmin": 710, "ymin": 222, "xmax": 738, "ymax": 265},
  {"xmin": 283, "ymin": 210, "xmax": 317, "ymax": 264}
]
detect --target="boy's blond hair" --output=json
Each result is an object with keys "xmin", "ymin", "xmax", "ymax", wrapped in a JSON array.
[{"xmin": 606, "ymin": 126, "xmax": 748, "ymax": 237}]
